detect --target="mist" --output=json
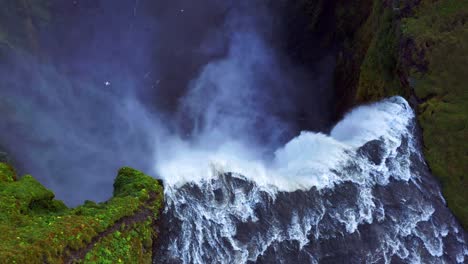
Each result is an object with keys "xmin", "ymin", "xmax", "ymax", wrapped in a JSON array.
[{"xmin": 0, "ymin": 0, "xmax": 335, "ymax": 205}]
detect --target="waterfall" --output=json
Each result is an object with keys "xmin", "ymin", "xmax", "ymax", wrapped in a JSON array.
[{"xmin": 155, "ymin": 97, "xmax": 467, "ymax": 263}]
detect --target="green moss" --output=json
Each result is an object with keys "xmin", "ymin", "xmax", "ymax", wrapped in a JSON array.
[
  {"xmin": 82, "ymin": 220, "xmax": 155, "ymax": 264},
  {"xmin": 401, "ymin": 0, "xmax": 468, "ymax": 228},
  {"xmin": 0, "ymin": 162, "xmax": 16, "ymax": 182},
  {"xmin": 356, "ymin": 0, "xmax": 407, "ymax": 102},
  {"xmin": 0, "ymin": 163, "xmax": 164, "ymax": 263},
  {"xmin": 114, "ymin": 167, "xmax": 162, "ymax": 198}
]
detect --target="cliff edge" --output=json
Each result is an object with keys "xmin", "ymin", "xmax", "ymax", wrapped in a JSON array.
[{"xmin": 0, "ymin": 163, "xmax": 164, "ymax": 264}]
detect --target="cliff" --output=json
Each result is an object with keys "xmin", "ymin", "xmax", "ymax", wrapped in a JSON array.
[
  {"xmin": 0, "ymin": 163, "xmax": 164, "ymax": 263},
  {"xmin": 285, "ymin": 0, "xmax": 467, "ymax": 228},
  {"xmin": 328, "ymin": 0, "xmax": 468, "ymax": 227},
  {"xmin": 398, "ymin": 0, "xmax": 468, "ymax": 230}
]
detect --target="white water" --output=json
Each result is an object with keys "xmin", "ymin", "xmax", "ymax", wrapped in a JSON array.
[{"xmin": 157, "ymin": 96, "xmax": 414, "ymax": 191}]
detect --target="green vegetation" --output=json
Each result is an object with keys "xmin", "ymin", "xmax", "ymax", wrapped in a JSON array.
[
  {"xmin": 82, "ymin": 220, "xmax": 155, "ymax": 264},
  {"xmin": 401, "ymin": 0, "xmax": 468, "ymax": 228},
  {"xmin": 0, "ymin": 164, "xmax": 164, "ymax": 263},
  {"xmin": 333, "ymin": 0, "xmax": 409, "ymax": 103},
  {"xmin": 356, "ymin": 0, "xmax": 407, "ymax": 101}
]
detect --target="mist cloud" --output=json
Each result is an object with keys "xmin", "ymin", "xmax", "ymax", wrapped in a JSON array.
[{"xmin": 0, "ymin": 0, "xmax": 335, "ymax": 205}]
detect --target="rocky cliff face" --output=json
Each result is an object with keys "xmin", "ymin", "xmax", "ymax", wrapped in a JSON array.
[
  {"xmin": 0, "ymin": 163, "xmax": 164, "ymax": 263},
  {"xmin": 292, "ymin": 0, "xmax": 467, "ymax": 228}
]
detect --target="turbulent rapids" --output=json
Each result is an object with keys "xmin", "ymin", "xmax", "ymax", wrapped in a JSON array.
[{"xmin": 155, "ymin": 97, "xmax": 467, "ymax": 263}]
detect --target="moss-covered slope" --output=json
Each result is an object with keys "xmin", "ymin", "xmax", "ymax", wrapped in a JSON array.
[
  {"xmin": 400, "ymin": 0, "xmax": 468, "ymax": 229},
  {"xmin": 0, "ymin": 163, "xmax": 164, "ymax": 264}
]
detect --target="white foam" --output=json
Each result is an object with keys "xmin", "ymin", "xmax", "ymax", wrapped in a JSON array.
[
  {"xmin": 156, "ymin": 96, "xmax": 415, "ymax": 192},
  {"xmin": 330, "ymin": 96, "xmax": 413, "ymax": 147},
  {"xmin": 456, "ymin": 248, "xmax": 467, "ymax": 263}
]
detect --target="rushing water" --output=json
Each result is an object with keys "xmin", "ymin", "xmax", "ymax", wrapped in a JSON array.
[{"xmin": 154, "ymin": 97, "xmax": 467, "ymax": 264}]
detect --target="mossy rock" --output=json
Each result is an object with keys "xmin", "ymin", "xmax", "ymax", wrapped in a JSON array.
[
  {"xmin": 0, "ymin": 162, "xmax": 16, "ymax": 182},
  {"xmin": 0, "ymin": 163, "xmax": 164, "ymax": 263}
]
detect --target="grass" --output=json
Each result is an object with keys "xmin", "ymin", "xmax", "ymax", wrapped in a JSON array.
[
  {"xmin": 0, "ymin": 164, "xmax": 164, "ymax": 263},
  {"xmin": 82, "ymin": 220, "xmax": 155, "ymax": 264},
  {"xmin": 401, "ymin": 0, "xmax": 468, "ymax": 228}
]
